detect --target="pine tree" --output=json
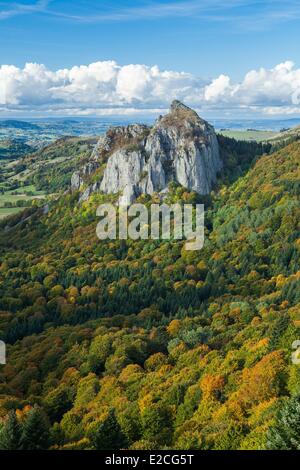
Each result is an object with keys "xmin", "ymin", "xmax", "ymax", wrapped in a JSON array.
[
  {"xmin": 21, "ymin": 406, "xmax": 50, "ymax": 450},
  {"xmin": 267, "ymin": 395, "xmax": 300, "ymax": 449},
  {"xmin": 268, "ymin": 313, "xmax": 290, "ymax": 350},
  {"xmin": 89, "ymin": 408, "xmax": 127, "ymax": 450},
  {"xmin": 0, "ymin": 411, "xmax": 22, "ymax": 450}
]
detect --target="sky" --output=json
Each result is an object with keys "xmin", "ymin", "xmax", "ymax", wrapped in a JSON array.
[{"xmin": 0, "ymin": 0, "xmax": 300, "ymax": 118}]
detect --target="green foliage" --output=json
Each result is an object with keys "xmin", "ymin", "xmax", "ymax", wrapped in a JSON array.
[
  {"xmin": 88, "ymin": 408, "xmax": 127, "ymax": 450},
  {"xmin": 0, "ymin": 139, "xmax": 299, "ymax": 450},
  {"xmin": 0, "ymin": 411, "xmax": 22, "ymax": 450},
  {"xmin": 141, "ymin": 403, "xmax": 173, "ymax": 446},
  {"xmin": 267, "ymin": 395, "xmax": 300, "ymax": 450},
  {"xmin": 88, "ymin": 335, "xmax": 112, "ymax": 373},
  {"xmin": 217, "ymin": 134, "xmax": 271, "ymax": 184},
  {"xmin": 27, "ymin": 137, "xmax": 97, "ymax": 192},
  {"xmin": 44, "ymin": 385, "xmax": 73, "ymax": 422},
  {"xmin": 21, "ymin": 406, "xmax": 50, "ymax": 450}
]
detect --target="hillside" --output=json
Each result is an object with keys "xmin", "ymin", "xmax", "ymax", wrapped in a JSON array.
[
  {"xmin": 0, "ymin": 139, "xmax": 33, "ymax": 160},
  {"xmin": 218, "ymin": 124, "xmax": 300, "ymax": 147},
  {"xmin": 0, "ymin": 136, "xmax": 98, "ymax": 221},
  {"xmin": 0, "ymin": 122, "xmax": 299, "ymax": 450},
  {"xmin": 20, "ymin": 136, "xmax": 98, "ymax": 192},
  {"xmin": 0, "ymin": 120, "xmax": 41, "ymax": 131},
  {"xmin": 267, "ymin": 125, "xmax": 300, "ymax": 147}
]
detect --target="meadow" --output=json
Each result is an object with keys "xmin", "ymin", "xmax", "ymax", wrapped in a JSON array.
[{"xmin": 218, "ymin": 129, "xmax": 277, "ymax": 142}]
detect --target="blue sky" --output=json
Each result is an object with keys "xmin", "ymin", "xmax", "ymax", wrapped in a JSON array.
[{"xmin": 0, "ymin": 0, "xmax": 300, "ymax": 117}]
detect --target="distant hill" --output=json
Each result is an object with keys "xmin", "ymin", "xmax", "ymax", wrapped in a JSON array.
[
  {"xmin": 0, "ymin": 138, "xmax": 33, "ymax": 159},
  {"xmin": 0, "ymin": 120, "xmax": 41, "ymax": 130},
  {"xmin": 267, "ymin": 125, "xmax": 300, "ymax": 146}
]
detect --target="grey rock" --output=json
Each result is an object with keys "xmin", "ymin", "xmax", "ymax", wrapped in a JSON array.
[
  {"xmin": 71, "ymin": 171, "xmax": 82, "ymax": 191},
  {"xmin": 43, "ymin": 204, "xmax": 49, "ymax": 215},
  {"xmin": 82, "ymin": 161, "xmax": 100, "ymax": 176},
  {"xmin": 79, "ymin": 186, "xmax": 93, "ymax": 203},
  {"xmin": 72, "ymin": 101, "xmax": 222, "ymax": 205},
  {"xmin": 71, "ymin": 161, "xmax": 100, "ymax": 194},
  {"xmin": 91, "ymin": 135, "xmax": 111, "ymax": 159},
  {"xmin": 78, "ymin": 181, "xmax": 101, "ymax": 204},
  {"xmin": 100, "ymin": 100, "xmax": 222, "ymax": 205}
]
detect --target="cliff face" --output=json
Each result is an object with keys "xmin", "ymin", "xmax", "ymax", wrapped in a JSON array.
[{"xmin": 72, "ymin": 101, "xmax": 222, "ymax": 204}]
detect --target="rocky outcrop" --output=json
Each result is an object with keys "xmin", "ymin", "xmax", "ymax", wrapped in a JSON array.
[
  {"xmin": 72, "ymin": 101, "xmax": 222, "ymax": 205},
  {"xmin": 78, "ymin": 181, "xmax": 101, "ymax": 204},
  {"xmin": 70, "ymin": 161, "xmax": 100, "ymax": 191},
  {"xmin": 70, "ymin": 171, "xmax": 82, "ymax": 191}
]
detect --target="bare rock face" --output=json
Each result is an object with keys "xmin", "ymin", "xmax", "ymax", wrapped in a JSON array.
[
  {"xmin": 70, "ymin": 171, "xmax": 82, "ymax": 191},
  {"xmin": 72, "ymin": 101, "xmax": 222, "ymax": 205},
  {"xmin": 78, "ymin": 181, "xmax": 101, "ymax": 203},
  {"xmin": 70, "ymin": 161, "xmax": 100, "ymax": 191}
]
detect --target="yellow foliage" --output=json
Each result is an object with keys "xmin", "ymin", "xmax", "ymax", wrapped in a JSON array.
[
  {"xmin": 212, "ymin": 251, "xmax": 222, "ymax": 261},
  {"xmin": 248, "ymin": 337, "xmax": 269, "ymax": 353},
  {"xmin": 200, "ymin": 374, "xmax": 225, "ymax": 400},
  {"xmin": 238, "ymin": 350, "xmax": 285, "ymax": 405},
  {"xmin": 138, "ymin": 393, "xmax": 153, "ymax": 413},
  {"xmin": 167, "ymin": 319, "xmax": 181, "ymax": 337},
  {"xmin": 248, "ymin": 398, "xmax": 278, "ymax": 427},
  {"xmin": 197, "ymin": 260, "xmax": 207, "ymax": 271},
  {"xmin": 251, "ymin": 316, "xmax": 262, "ymax": 326},
  {"xmin": 119, "ymin": 364, "xmax": 144, "ymax": 383},
  {"xmin": 144, "ymin": 352, "xmax": 168, "ymax": 371}
]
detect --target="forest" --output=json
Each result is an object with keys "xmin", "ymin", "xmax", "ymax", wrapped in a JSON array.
[{"xmin": 0, "ymin": 135, "xmax": 299, "ymax": 450}]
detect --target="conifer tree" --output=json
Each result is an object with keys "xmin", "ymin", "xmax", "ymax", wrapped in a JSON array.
[
  {"xmin": 89, "ymin": 408, "xmax": 127, "ymax": 450},
  {"xmin": 21, "ymin": 406, "xmax": 50, "ymax": 450},
  {"xmin": 267, "ymin": 395, "xmax": 300, "ymax": 450},
  {"xmin": 0, "ymin": 411, "xmax": 22, "ymax": 450}
]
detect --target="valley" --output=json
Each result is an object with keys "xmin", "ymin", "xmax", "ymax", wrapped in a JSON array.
[{"xmin": 1, "ymin": 113, "xmax": 297, "ymax": 221}]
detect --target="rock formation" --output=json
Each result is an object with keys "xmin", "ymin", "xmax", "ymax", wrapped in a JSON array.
[{"xmin": 72, "ymin": 100, "xmax": 222, "ymax": 205}]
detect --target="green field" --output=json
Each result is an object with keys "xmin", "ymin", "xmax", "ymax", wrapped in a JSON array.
[
  {"xmin": 0, "ymin": 184, "xmax": 46, "ymax": 219},
  {"xmin": 0, "ymin": 206, "xmax": 25, "ymax": 220},
  {"xmin": 0, "ymin": 185, "xmax": 44, "ymax": 201},
  {"xmin": 218, "ymin": 129, "xmax": 277, "ymax": 142},
  {"xmin": 0, "ymin": 136, "xmax": 95, "ymax": 220}
]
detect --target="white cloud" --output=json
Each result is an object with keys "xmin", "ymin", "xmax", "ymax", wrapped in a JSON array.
[
  {"xmin": 204, "ymin": 74, "xmax": 231, "ymax": 102},
  {"xmin": 0, "ymin": 0, "xmax": 50, "ymax": 21},
  {"xmin": 262, "ymin": 106, "xmax": 300, "ymax": 116},
  {"xmin": 0, "ymin": 59, "xmax": 300, "ymax": 117}
]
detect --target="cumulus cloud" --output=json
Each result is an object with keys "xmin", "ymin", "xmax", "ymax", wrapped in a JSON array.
[
  {"xmin": 0, "ymin": 59, "xmax": 300, "ymax": 116},
  {"xmin": 204, "ymin": 74, "xmax": 232, "ymax": 102},
  {"xmin": 204, "ymin": 61, "xmax": 300, "ymax": 110}
]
